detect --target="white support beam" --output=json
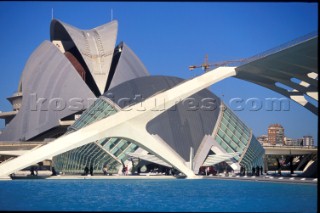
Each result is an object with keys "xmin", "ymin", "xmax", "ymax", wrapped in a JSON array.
[
  {"xmin": 290, "ymin": 95, "xmax": 308, "ymax": 106},
  {"xmin": 306, "ymin": 92, "xmax": 318, "ymax": 101},
  {"xmin": 0, "ymin": 67, "xmax": 236, "ymax": 178}
]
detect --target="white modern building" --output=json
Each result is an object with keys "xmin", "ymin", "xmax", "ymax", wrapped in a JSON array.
[
  {"xmin": 303, "ymin": 136, "xmax": 314, "ymax": 147},
  {"xmin": 0, "ymin": 19, "xmax": 317, "ymax": 178}
]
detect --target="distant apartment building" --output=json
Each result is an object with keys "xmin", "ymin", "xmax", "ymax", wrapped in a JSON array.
[
  {"xmin": 284, "ymin": 137, "xmax": 299, "ymax": 146},
  {"xmin": 297, "ymin": 138, "xmax": 304, "ymax": 146},
  {"xmin": 268, "ymin": 124, "xmax": 284, "ymax": 145},
  {"xmin": 257, "ymin": 135, "xmax": 268, "ymax": 145},
  {"xmin": 303, "ymin": 136, "xmax": 314, "ymax": 146}
]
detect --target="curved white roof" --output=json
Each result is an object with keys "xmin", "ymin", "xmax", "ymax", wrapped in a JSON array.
[
  {"xmin": 0, "ymin": 41, "xmax": 96, "ymax": 141},
  {"xmin": 235, "ymin": 33, "xmax": 318, "ymax": 115},
  {"xmin": 51, "ymin": 19, "xmax": 118, "ymax": 94}
]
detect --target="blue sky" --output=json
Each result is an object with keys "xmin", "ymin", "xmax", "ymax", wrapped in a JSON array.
[{"xmin": 0, "ymin": 2, "xmax": 318, "ymax": 144}]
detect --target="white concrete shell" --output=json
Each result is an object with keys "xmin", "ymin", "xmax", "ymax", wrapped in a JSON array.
[
  {"xmin": 106, "ymin": 75, "xmax": 221, "ymax": 162},
  {"xmin": 1, "ymin": 20, "xmax": 312, "ymax": 179},
  {"xmin": 0, "ymin": 67, "xmax": 237, "ymax": 178},
  {"xmin": 107, "ymin": 42, "xmax": 150, "ymax": 90},
  {"xmin": 0, "ymin": 41, "xmax": 96, "ymax": 141},
  {"xmin": 1, "ymin": 20, "xmax": 150, "ymax": 142},
  {"xmin": 51, "ymin": 19, "xmax": 118, "ymax": 94},
  {"xmin": 235, "ymin": 34, "xmax": 318, "ymax": 115}
]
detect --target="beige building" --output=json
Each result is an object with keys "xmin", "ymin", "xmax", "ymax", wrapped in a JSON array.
[
  {"xmin": 303, "ymin": 136, "xmax": 314, "ymax": 146},
  {"xmin": 257, "ymin": 135, "xmax": 268, "ymax": 146},
  {"xmin": 284, "ymin": 137, "xmax": 298, "ymax": 146},
  {"xmin": 268, "ymin": 124, "xmax": 285, "ymax": 145}
]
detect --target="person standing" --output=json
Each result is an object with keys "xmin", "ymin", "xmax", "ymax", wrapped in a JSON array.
[
  {"xmin": 240, "ymin": 166, "xmax": 244, "ymax": 176},
  {"xmin": 205, "ymin": 167, "xmax": 210, "ymax": 176},
  {"xmin": 51, "ymin": 167, "xmax": 57, "ymax": 176},
  {"xmin": 103, "ymin": 165, "xmax": 109, "ymax": 175},
  {"xmin": 125, "ymin": 165, "xmax": 128, "ymax": 176},
  {"xmin": 122, "ymin": 165, "xmax": 126, "ymax": 175},
  {"xmin": 35, "ymin": 165, "xmax": 39, "ymax": 176},
  {"xmin": 90, "ymin": 165, "xmax": 94, "ymax": 176},
  {"xmin": 30, "ymin": 166, "xmax": 35, "ymax": 176},
  {"xmin": 84, "ymin": 166, "xmax": 89, "ymax": 176}
]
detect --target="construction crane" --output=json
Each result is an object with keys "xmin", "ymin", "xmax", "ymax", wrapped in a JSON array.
[{"xmin": 189, "ymin": 54, "xmax": 246, "ymax": 72}]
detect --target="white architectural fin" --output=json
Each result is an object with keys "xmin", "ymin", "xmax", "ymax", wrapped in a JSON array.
[{"xmin": 127, "ymin": 152, "xmax": 172, "ymax": 168}]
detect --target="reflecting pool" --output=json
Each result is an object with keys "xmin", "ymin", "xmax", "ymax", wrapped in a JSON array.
[{"xmin": 0, "ymin": 179, "xmax": 317, "ymax": 212}]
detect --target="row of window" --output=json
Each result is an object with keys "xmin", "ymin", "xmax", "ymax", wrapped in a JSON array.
[
  {"xmin": 98, "ymin": 137, "xmax": 139, "ymax": 162},
  {"xmin": 239, "ymin": 136, "xmax": 265, "ymax": 171},
  {"xmin": 54, "ymin": 137, "xmax": 139, "ymax": 174},
  {"xmin": 212, "ymin": 104, "xmax": 264, "ymax": 170},
  {"xmin": 53, "ymin": 142, "xmax": 121, "ymax": 174},
  {"xmin": 54, "ymin": 97, "xmax": 138, "ymax": 174},
  {"xmin": 71, "ymin": 97, "xmax": 117, "ymax": 131},
  {"xmin": 214, "ymin": 105, "xmax": 251, "ymax": 161},
  {"xmin": 223, "ymin": 107, "xmax": 250, "ymax": 137}
]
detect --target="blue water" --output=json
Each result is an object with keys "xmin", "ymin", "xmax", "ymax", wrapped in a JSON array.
[{"xmin": 0, "ymin": 179, "xmax": 317, "ymax": 212}]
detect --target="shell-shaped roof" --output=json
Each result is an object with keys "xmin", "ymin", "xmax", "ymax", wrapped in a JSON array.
[
  {"xmin": 1, "ymin": 19, "xmax": 151, "ymax": 141},
  {"xmin": 0, "ymin": 41, "xmax": 96, "ymax": 141},
  {"xmin": 107, "ymin": 42, "xmax": 150, "ymax": 90},
  {"xmin": 50, "ymin": 19, "xmax": 118, "ymax": 95}
]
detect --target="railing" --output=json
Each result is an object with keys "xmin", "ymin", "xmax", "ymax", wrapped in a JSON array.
[
  {"xmin": 263, "ymin": 145, "xmax": 317, "ymax": 149},
  {"xmin": 0, "ymin": 141, "xmax": 49, "ymax": 146}
]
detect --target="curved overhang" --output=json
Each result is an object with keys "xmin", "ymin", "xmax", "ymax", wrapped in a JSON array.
[
  {"xmin": 0, "ymin": 41, "xmax": 96, "ymax": 141},
  {"xmin": 235, "ymin": 33, "xmax": 318, "ymax": 115},
  {"xmin": 50, "ymin": 19, "xmax": 118, "ymax": 94}
]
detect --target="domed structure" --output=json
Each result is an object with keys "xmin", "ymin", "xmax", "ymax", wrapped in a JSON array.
[
  {"xmin": 0, "ymin": 19, "xmax": 265, "ymax": 178},
  {"xmin": 53, "ymin": 75, "xmax": 264, "ymax": 175},
  {"xmin": 0, "ymin": 19, "xmax": 149, "ymax": 141}
]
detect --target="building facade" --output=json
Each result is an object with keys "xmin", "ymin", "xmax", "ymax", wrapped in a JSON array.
[
  {"xmin": 303, "ymin": 136, "xmax": 314, "ymax": 146},
  {"xmin": 284, "ymin": 137, "xmax": 298, "ymax": 146},
  {"xmin": 257, "ymin": 135, "xmax": 268, "ymax": 146},
  {"xmin": 268, "ymin": 124, "xmax": 285, "ymax": 145},
  {"xmin": 0, "ymin": 19, "xmax": 266, "ymax": 177},
  {"xmin": 53, "ymin": 76, "xmax": 264, "ymax": 175}
]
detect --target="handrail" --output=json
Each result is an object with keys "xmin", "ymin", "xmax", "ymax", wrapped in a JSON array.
[{"xmin": 263, "ymin": 145, "xmax": 317, "ymax": 149}]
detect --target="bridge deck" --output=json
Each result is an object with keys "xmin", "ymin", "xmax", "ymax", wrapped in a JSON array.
[{"xmin": 263, "ymin": 146, "xmax": 317, "ymax": 155}]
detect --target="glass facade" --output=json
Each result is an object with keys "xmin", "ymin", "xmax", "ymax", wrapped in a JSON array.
[
  {"xmin": 238, "ymin": 136, "xmax": 265, "ymax": 172},
  {"xmin": 53, "ymin": 98, "xmax": 264, "ymax": 175},
  {"xmin": 53, "ymin": 97, "xmax": 138, "ymax": 174},
  {"xmin": 53, "ymin": 142, "xmax": 121, "ymax": 174},
  {"xmin": 68, "ymin": 97, "xmax": 117, "ymax": 132},
  {"xmin": 214, "ymin": 105, "xmax": 250, "ymax": 161},
  {"xmin": 213, "ymin": 104, "xmax": 264, "ymax": 171}
]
